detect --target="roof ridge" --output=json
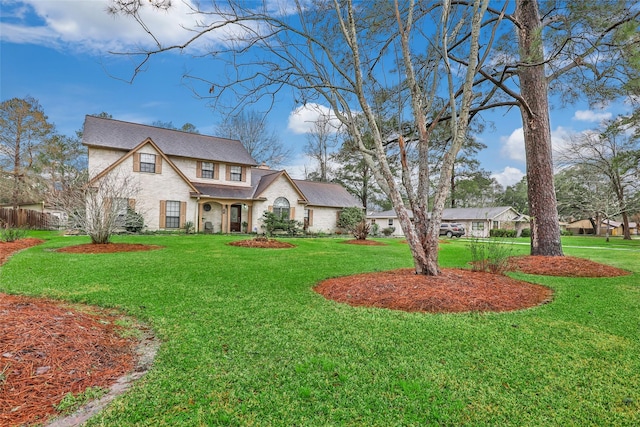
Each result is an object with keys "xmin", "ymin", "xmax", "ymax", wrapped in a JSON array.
[{"xmin": 85, "ymin": 115, "xmax": 241, "ymax": 143}]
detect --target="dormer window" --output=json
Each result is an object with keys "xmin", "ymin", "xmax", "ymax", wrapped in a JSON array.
[
  {"xmin": 229, "ymin": 165, "xmax": 242, "ymax": 181},
  {"xmin": 140, "ymin": 153, "xmax": 156, "ymax": 173},
  {"xmin": 201, "ymin": 162, "xmax": 214, "ymax": 179}
]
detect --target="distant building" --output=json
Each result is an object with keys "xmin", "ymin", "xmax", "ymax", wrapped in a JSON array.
[{"xmin": 367, "ymin": 206, "xmax": 529, "ymax": 238}]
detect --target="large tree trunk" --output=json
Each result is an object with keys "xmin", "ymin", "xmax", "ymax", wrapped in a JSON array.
[{"xmin": 515, "ymin": 0, "xmax": 563, "ymax": 256}]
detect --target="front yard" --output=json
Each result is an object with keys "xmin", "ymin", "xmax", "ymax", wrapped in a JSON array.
[{"xmin": 1, "ymin": 234, "xmax": 639, "ymax": 426}]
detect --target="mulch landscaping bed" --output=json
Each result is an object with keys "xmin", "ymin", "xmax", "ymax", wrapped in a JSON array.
[
  {"xmin": 342, "ymin": 239, "xmax": 387, "ymax": 246},
  {"xmin": 0, "ymin": 238, "xmax": 632, "ymax": 425},
  {"xmin": 0, "ymin": 238, "xmax": 44, "ymax": 265},
  {"xmin": 315, "ymin": 268, "xmax": 555, "ymax": 313},
  {"xmin": 56, "ymin": 243, "xmax": 163, "ymax": 254},
  {"xmin": 228, "ymin": 238, "xmax": 295, "ymax": 248},
  {"xmin": 508, "ymin": 255, "xmax": 631, "ymax": 277},
  {"xmin": 0, "ymin": 294, "xmax": 137, "ymax": 427}
]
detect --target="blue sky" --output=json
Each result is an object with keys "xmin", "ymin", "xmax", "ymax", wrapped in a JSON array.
[{"xmin": 0, "ymin": 0, "xmax": 627, "ymax": 187}]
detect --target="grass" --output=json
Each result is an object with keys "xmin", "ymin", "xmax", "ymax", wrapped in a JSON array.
[{"xmin": 1, "ymin": 233, "xmax": 639, "ymax": 426}]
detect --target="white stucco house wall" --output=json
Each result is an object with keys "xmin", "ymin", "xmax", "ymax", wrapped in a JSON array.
[
  {"xmin": 83, "ymin": 116, "xmax": 362, "ymax": 233},
  {"xmin": 367, "ymin": 206, "xmax": 529, "ymax": 238}
]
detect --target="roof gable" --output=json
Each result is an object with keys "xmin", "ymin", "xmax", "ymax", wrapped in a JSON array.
[
  {"xmin": 89, "ymin": 138, "xmax": 198, "ymax": 193},
  {"xmin": 82, "ymin": 115, "xmax": 257, "ymax": 165}
]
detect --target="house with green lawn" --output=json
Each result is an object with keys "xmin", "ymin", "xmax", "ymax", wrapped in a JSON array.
[{"xmin": 83, "ymin": 115, "xmax": 361, "ymax": 233}]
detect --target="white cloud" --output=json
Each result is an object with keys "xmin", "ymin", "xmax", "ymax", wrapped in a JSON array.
[
  {"xmin": 491, "ymin": 166, "xmax": 525, "ymax": 188},
  {"xmin": 550, "ymin": 125, "xmax": 573, "ymax": 156},
  {"xmin": 0, "ymin": 0, "xmax": 239, "ymax": 54},
  {"xmin": 287, "ymin": 103, "xmax": 341, "ymax": 134},
  {"xmin": 500, "ymin": 127, "xmax": 525, "ymax": 162},
  {"xmin": 500, "ymin": 125, "xmax": 576, "ymax": 163},
  {"xmin": 573, "ymin": 109, "xmax": 612, "ymax": 122}
]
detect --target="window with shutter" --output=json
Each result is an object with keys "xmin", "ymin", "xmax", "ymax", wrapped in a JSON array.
[
  {"xmin": 165, "ymin": 201, "xmax": 181, "ymax": 228},
  {"xmin": 140, "ymin": 153, "xmax": 156, "ymax": 173},
  {"xmin": 201, "ymin": 162, "xmax": 214, "ymax": 179}
]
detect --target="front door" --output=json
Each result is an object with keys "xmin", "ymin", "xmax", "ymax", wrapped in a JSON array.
[{"xmin": 230, "ymin": 204, "xmax": 242, "ymax": 232}]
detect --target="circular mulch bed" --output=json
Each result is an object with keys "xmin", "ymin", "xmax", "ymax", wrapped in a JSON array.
[
  {"xmin": 508, "ymin": 255, "xmax": 631, "ymax": 277},
  {"xmin": 315, "ymin": 268, "xmax": 554, "ymax": 313},
  {"xmin": 56, "ymin": 243, "xmax": 163, "ymax": 254},
  {"xmin": 228, "ymin": 238, "xmax": 295, "ymax": 248},
  {"xmin": 342, "ymin": 239, "xmax": 386, "ymax": 246}
]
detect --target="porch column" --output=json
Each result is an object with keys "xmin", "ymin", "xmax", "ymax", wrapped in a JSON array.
[
  {"xmin": 196, "ymin": 201, "xmax": 202, "ymax": 232},
  {"xmin": 225, "ymin": 204, "xmax": 231, "ymax": 233},
  {"xmin": 246, "ymin": 204, "xmax": 252, "ymax": 233}
]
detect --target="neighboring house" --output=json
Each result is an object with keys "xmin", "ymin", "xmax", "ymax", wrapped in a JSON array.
[
  {"xmin": 566, "ymin": 219, "xmax": 639, "ymax": 236},
  {"xmin": 83, "ymin": 116, "xmax": 362, "ymax": 233},
  {"xmin": 0, "ymin": 201, "xmax": 66, "ymax": 229},
  {"xmin": 367, "ymin": 206, "xmax": 529, "ymax": 238}
]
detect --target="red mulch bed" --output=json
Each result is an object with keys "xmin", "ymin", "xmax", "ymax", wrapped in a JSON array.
[
  {"xmin": 508, "ymin": 255, "xmax": 631, "ymax": 277},
  {"xmin": 315, "ymin": 268, "xmax": 554, "ymax": 313},
  {"xmin": 342, "ymin": 239, "xmax": 386, "ymax": 246},
  {"xmin": 0, "ymin": 238, "xmax": 44, "ymax": 265},
  {"xmin": 228, "ymin": 238, "xmax": 295, "ymax": 248},
  {"xmin": 0, "ymin": 294, "xmax": 137, "ymax": 427},
  {"xmin": 56, "ymin": 243, "xmax": 163, "ymax": 254}
]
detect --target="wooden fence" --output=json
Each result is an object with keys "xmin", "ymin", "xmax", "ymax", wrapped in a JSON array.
[{"xmin": 0, "ymin": 208, "xmax": 56, "ymax": 229}]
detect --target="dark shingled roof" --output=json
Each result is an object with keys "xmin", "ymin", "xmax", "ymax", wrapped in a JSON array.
[
  {"xmin": 293, "ymin": 180, "xmax": 362, "ymax": 208},
  {"xmin": 82, "ymin": 115, "xmax": 257, "ymax": 165},
  {"xmin": 251, "ymin": 169, "xmax": 285, "ymax": 198},
  {"xmin": 192, "ymin": 183, "xmax": 255, "ymax": 200}
]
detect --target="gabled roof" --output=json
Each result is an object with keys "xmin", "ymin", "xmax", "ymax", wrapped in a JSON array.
[
  {"xmin": 82, "ymin": 115, "xmax": 257, "ymax": 165},
  {"xmin": 293, "ymin": 180, "xmax": 362, "ymax": 208},
  {"xmin": 367, "ymin": 206, "xmax": 526, "ymax": 221},
  {"xmin": 89, "ymin": 138, "xmax": 199, "ymax": 193},
  {"xmin": 250, "ymin": 168, "xmax": 308, "ymax": 202}
]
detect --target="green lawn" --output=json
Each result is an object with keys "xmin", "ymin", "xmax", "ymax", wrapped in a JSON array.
[{"xmin": 1, "ymin": 233, "xmax": 639, "ymax": 426}]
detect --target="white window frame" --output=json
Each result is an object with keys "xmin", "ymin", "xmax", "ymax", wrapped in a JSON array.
[{"xmin": 140, "ymin": 153, "xmax": 156, "ymax": 173}]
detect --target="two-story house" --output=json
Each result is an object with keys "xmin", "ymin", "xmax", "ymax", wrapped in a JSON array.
[{"xmin": 83, "ymin": 116, "xmax": 362, "ymax": 233}]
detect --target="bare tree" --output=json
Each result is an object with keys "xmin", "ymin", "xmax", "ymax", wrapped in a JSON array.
[
  {"xmin": 305, "ymin": 114, "xmax": 338, "ymax": 182},
  {"xmin": 216, "ymin": 110, "xmax": 291, "ymax": 168},
  {"xmin": 557, "ymin": 119, "xmax": 640, "ymax": 239},
  {"xmin": 58, "ymin": 171, "xmax": 143, "ymax": 244}
]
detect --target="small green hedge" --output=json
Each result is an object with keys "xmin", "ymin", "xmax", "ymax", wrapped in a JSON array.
[{"xmin": 489, "ymin": 228, "xmax": 531, "ymax": 238}]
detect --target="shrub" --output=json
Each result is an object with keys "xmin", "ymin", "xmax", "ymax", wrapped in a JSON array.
[
  {"xmin": 381, "ymin": 227, "xmax": 395, "ymax": 236},
  {"xmin": 0, "ymin": 225, "xmax": 28, "ymax": 242},
  {"xmin": 125, "ymin": 207, "xmax": 145, "ymax": 233},
  {"xmin": 370, "ymin": 223, "xmax": 380, "ymax": 236},
  {"xmin": 260, "ymin": 211, "xmax": 302, "ymax": 237},
  {"xmin": 337, "ymin": 207, "xmax": 365, "ymax": 232},
  {"xmin": 183, "ymin": 221, "xmax": 195, "ymax": 234},
  {"xmin": 521, "ymin": 228, "xmax": 531, "ymax": 237},
  {"xmin": 489, "ymin": 228, "xmax": 516, "ymax": 238},
  {"xmin": 467, "ymin": 238, "xmax": 514, "ymax": 274},
  {"xmin": 352, "ymin": 220, "xmax": 370, "ymax": 240}
]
